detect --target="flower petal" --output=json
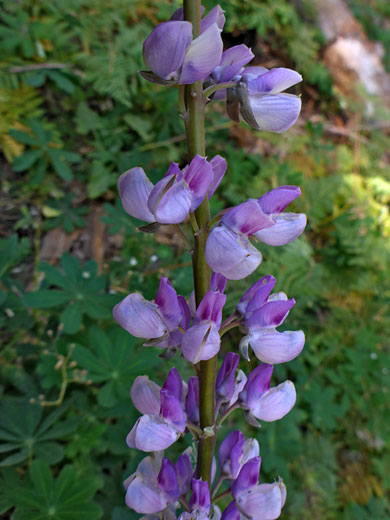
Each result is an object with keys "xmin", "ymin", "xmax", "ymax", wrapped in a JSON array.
[
  {"xmin": 246, "ymin": 299, "xmax": 296, "ymax": 329},
  {"xmin": 236, "ymin": 275, "xmax": 276, "ymax": 316},
  {"xmin": 143, "ymin": 21, "xmax": 192, "ymax": 79},
  {"xmin": 246, "ymin": 93, "xmax": 302, "ymax": 133},
  {"xmin": 181, "ymin": 322, "xmax": 221, "ymax": 363},
  {"xmin": 113, "ymin": 293, "xmax": 166, "ymax": 339},
  {"xmin": 176, "ymin": 450, "xmax": 193, "ymax": 497},
  {"xmin": 236, "ymin": 482, "xmax": 283, "ymax": 520},
  {"xmin": 208, "ymin": 155, "xmax": 227, "ymax": 199},
  {"xmin": 156, "ymin": 278, "xmax": 182, "ymax": 329},
  {"xmin": 221, "ymin": 501, "xmax": 240, "ymax": 520},
  {"xmin": 149, "ymin": 176, "xmax": 193, "ymax": 224},
  {"xmin": 231, "ymin": 457, "xmax": 261, "ymax": 498},
  {"xmin": 179, "ymin": 24, "xmax": 223, "ymax": 84},
  {"xmin": 242, "ymin": 438, "xmax": 260, "ymax": 465},
  {"xmin": 185, "ymin": 377, "xmax": 199, "ymax": 423},
  {"xmin": 195, "ymin": 290, "xmax": 226, "ymax": 326},
  {"xmin": 226, "ymin": 369, "xmax": 247, "ymax": 408},
  {"xmin": 222, "ymin": 200, "xmax": 274, "ymax": 235},
  {"xmin": 205, "ymin": 224, "xmax": 262, "ymax": 280},
  {"xmin": 239, "ymin": 364, "xmax": 274, "ymax": 410},
  {"xmin": 189, "ymin": 478, "xmax": 211, "ymax": 514},
  {"xmin": 242, "ymin": 66, "xmax": 268, "ymax": 78},
  {"xmin": 130, "ymin": 376, "xmax": 161, "ymax": 415},
  {"xmin": 210, "ymin": 272, "xmax": 228, "ymax": 293},
  {"xmin": 213, "ymin": 45, "xmax": 254, "ymax": 83},
  {"xmin": 219, "ymin": 430, "xmax": 245, "ymax": 479},
  {"xmin": 257, "ymin": 186, "xmax": 302, "ymax": 214},
  {"xmin": 200, "ymin": 5, "xmax": 225, "ymax": 33},
  {"xmin": 118, "ymin": 167, "xmax": 154, "ymax": 222},
  {"xmin": 183, "ymin": 154, "xmax": 214, "ymax": 209},
  {"xmin": 158, "ymin": 458, "xmax": 180, "ymax": 502},
  {"xmin": 251, "ymin": 381, "xmax": 296, "ymax": 422},
  {"xmin": 160, "ymin": 390, "xmax": 186, "ymax": 431},
  {"xmin": 126, "ymin": 475, "xmax": 169, "ymax": 514},
  {"xmin": 249, "ymin": 329, "xmax": 305, "ymax": 364},
  {"xmin": 248, "ymin": 68, "xmax": 302, "ymax": 95},
  {"xmin": 178, "ymin": 294, "xmax": 192, "ymax": 329},
  {"xmin": 162, "ymin": 367, "xmax": 184, "ymax": 402},
  {"xmin": 131, "ymin": 414, "xmax": 181, "ymax": 451},
  {"xmin": 254, "ymin": 213, "xmax": 307, "ymax": 246},
  {"xmin": 216, "ymin": 352, "xmax": 240, "ymax": 403}
]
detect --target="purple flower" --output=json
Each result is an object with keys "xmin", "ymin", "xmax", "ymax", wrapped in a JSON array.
[
  {"xmin": 236, "ymin": 275, "xmax": 276, "ymax": 316},
  {"xmin": 141, "ymin": 7, "xmax": 224, "ymax": 85},
  {"xmin": 213, "ymin": 45, "xmax": 254, "ymax": 85},
  {"xmin": 239, "ymin": 290, "xmax": 305, "ymax": 364},
  {"xmin": 254, "ymin": 186, "xmax": 307, "ymax": 246},
  {"xmin": 189, "ymin": 478, "xmax": 211, "ymax": 515},
  {"xmin": 219, "ymin": 430, "xmax": 259, "ymax": 480},
  {"xmin": 185, "ymin": 377, "xmax": 200, "ymax": 423},
  {"xmin": 126, "ymin": 368, "xmax": 186, "ymax": 451},
  {"xmin": 124, "ymin": 453, "xmax": 179, "ymax": 514},
  {"xmin": 205, "ymin": 221, "xmax": 263, "ymax": 280},
  {"xmin": 113, "ymin": 277, "xmax": 189, "ymax": 350},
  {"xmin": 206, "ymin": 188, "xmax": 305, "ymax": 279},
  {"xmin": 176, "ymin": 449, "xmax": 193, "ymax": 497},
  {"xmin": 208, "ymin": 155, "xmax": 228, "ymax": 199},
  {"xmin": 118, "ymin": 155, "xmax": 225, "ymax": 225},
  {"xmin": 181, "ymin": 288, "xmax": 226, "ymax": 364},
  {"xmin": 216, "ymin": 352, "xmax": 240, "ymax": 404},
  {"xmin": 224, "ymin": 458, "xmax": 287, "ymax": 520},
  {"xmin": 227, "ymin": 67, "xmax": 302, "ymax": 133},
  {"xmin": 210, "ymin": 44, "xmax": 254, "ymax": 100},
  {"xmin": 239, "ymin": 365, "xmax": 296, "ymax": 423}
]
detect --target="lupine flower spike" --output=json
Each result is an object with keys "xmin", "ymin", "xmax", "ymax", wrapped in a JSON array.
[{"xmin": 115, "ymin": 3, "xmax": 305, "ymax": 518}]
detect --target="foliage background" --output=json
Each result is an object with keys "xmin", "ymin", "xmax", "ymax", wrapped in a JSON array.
[{"xmin": 1, "ymin": 0, "xmax": 390, "ymax": 518}]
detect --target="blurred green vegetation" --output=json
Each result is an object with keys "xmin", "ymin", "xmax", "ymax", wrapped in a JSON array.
[{"xmin": 1, "ymin": 0, "xmax": 390, "ymax": 518}]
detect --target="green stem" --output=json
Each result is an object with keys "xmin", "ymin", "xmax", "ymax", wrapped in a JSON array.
[
  {"xmin": 216, "ymin": 402, "xmax": 240, "ymax": 427},
  {"xmin": 183, "ymin": 0, "xmax": 215, "ymax": 486},
  {"xmin": 203, "ymin": 81, "xmax": 237, "ymax": 99},
  {"xmin": 219, "ymin": 320, "xmax": 241, "ymax": 337},
  {"xmin": 213, "ymin": 488, "xmax": 231, "ymax": 503}
]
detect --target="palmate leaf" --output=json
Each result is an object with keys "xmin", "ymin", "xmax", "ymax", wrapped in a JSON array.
[
  {"xmin": 10, "ymin": 460, "xmax": 103, "ymax": 520},
  {"xmin": 22, "ymin": 253, "xmax": 119, "ymax": 333},
  {"xmin": 72, "ymin": 326, "xmax": 158, "ymax": 407},
  {"xmin": 10, "ymin": 119, "xmax": 81, "ymax": 181},
  {"xmin": 0, "ymin": 467, "xmax": 20, "ymax": 515},
  {"xmin": 0, "ymin": 400, "xmax": 78, "ymax": 466}
]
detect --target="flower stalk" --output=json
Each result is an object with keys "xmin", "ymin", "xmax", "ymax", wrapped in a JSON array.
[{"xmin": 183, "ymin": 0, "xmax": 215, "ymax": 486}]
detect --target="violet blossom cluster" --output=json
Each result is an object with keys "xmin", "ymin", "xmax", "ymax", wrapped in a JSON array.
[{"xmin": 113, "ymin": 3, "xmax": 306, "ymax": 519}]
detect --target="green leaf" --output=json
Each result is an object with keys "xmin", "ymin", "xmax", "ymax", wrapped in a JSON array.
[
  {"xmin": 12, "ymin": 150, "xmax": 42, "ymax": 171},
  {"xmin": 0, "ymin": 448, "xmax": 29, "ymax": 467},
  {"xmin": 48, "ymin": 70, "xmax": 76, "ymax": 94},
  {"xmin": 0, "ymin": 467, "xmax": 20, "ymax": 514},
  {"xmin": 0, "ymin": 400, "xmax": 75, "ymax": 466},
  {"xmin": 24, "ymin": 70, "xmax": 47, "ymax": 87},
  {"xmin": 11, "ymin": 461, "xmax": 103, "ymax": 519},
  {"xmin": 34, "ymin": 442, "xmax": 64, "ymax": 465},
  {"xmin": 87, "ymin": 161, "xmax": 115, "ymax": 199},
  {"xmin": 60, "ymin": 301, "xmax": 83, "ymax": 334},
  {"xmin": 9, "ymin": 129, "xmax": 39, "ymax": 146},
  {"xmin": 98, "ymin": 381, "xmax": 116, "ymax": 408},
  {"xmin": 29, "ymin": 460, "xmax": 53, "ymax": 502},
  {"xmin": 23, "ymin": 290, "xmax": 72, "ymax": 309},
  {"xmin": 47, "ymin": 149, "xmax": 74, "ymax": 181},
  {"xmin": 72, "ymin": 326, "xmax": 158, "ymax": 407},
  {"xmin": 75, "ymin": 102, "xmax": 102, "ymax": 134}
]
